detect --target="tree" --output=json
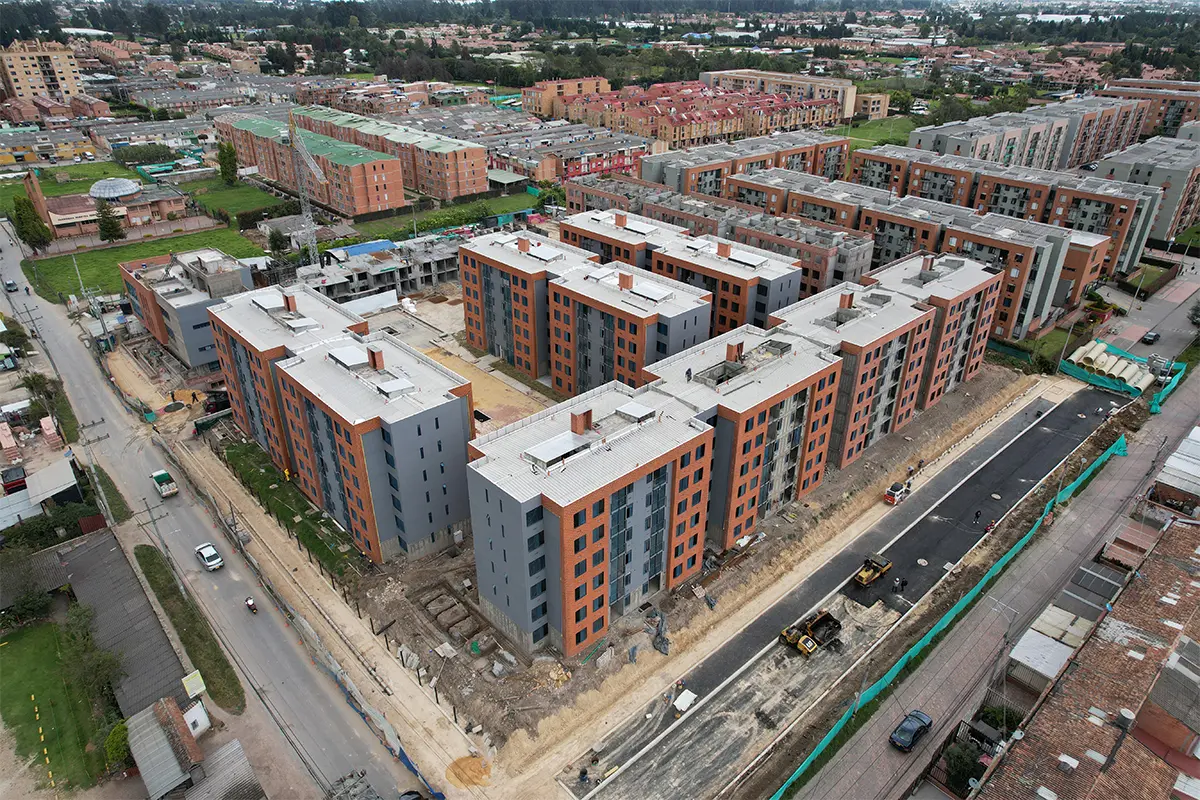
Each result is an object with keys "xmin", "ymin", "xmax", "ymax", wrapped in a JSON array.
[
  {"xmin": 169, "ymin": 39, "xmax": 185, "ymax": 63},
  {"xmin": 2, "ymin": 545, "xmax": 53, "ymax": 621},
  {"xmin": 12, "ymin": 195, "xmax": 51, "ymax": 253},
  {"xmin": 1189, "ymin": 298, "xmax": 1200, "ymax": 327},
  {"xmin": 890, "ymin": 89, "xmax": 914, "ymax": 114},
  {"xmin": 217, "ymin": 142, "xmax": 238, "ymax": 186},
  {"xmin": 268, "ymin": 227, "xmax": 288, "ymax": 254},
  {"xmin": 112, "ymin": 143, "xmax": 174, "ymax": 166},
  {"xmin": 62, "ymin": 603, "xmax": 125, "ymax": 702},
  {"xmin": 535, "ymin": 181, "xmax": 565, "ymax": 211},
  {"xmin": 944, "ymin": 742, "xmax": 986, "ymax": 794},
  {"xmin": 95, "ymin": 198, "xmax": 126, "ymax": 243}
]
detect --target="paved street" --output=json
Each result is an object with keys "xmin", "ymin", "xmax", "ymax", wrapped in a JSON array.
[
  {"xmin": 1098, "ymin": 268, "xmax": 1199, "ymax": 360},
  {"xmin": 583, "ymin": 384, "xmax": 1110, "ymax": 800},
  {"xmin": 2, "ymin": 238, "xmax": 419, "ymax": 797}
]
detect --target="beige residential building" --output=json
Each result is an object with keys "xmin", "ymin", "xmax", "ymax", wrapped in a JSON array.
[{"xmin": 0, "ymin": 40, "xmax": 83, "ymax": 101}]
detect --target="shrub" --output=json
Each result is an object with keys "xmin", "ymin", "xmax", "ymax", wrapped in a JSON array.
[
  {"xmin": 104, "ymin": 722, "xmax": 129, "ymax": 766},
  {"xmin": 979, "ymin": 704, "xmax": 1023, "ymax": 734},
  {"xmin": 944, "ymin": 742, "xmax": 986, "ymax": 794}
]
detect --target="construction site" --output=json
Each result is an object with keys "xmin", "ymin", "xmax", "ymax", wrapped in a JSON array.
[{"xmin": 347, "ymin": 362, "xmax": 1039, "ymax": 758}]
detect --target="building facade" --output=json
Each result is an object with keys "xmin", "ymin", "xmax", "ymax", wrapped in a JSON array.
[
  {"xmin": 0, "ymin": 40, "xmax": 82, "ymax": 101},
  {"xmin": 1098, "ymin": 136, "xmax": 1200, "ymax": 243},
  {"xmin": 698, "ymin": 69, "xmax": 857, "ymax": 120},
  {"xmin": 521, "ymin": 76, "xmax": 611, "ymax": 117}
]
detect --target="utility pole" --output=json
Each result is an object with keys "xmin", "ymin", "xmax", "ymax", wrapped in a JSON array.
[
  {"xmin": 78, "ymin": 419, "xmax": 113, "ymax": 525},
  {"xmin": 141, "ymin": 496, "xmax": 183, "ymax": 594},
  {"xmin": 18, "ymin": 303, "xmax": 61, "ymax": 381}
]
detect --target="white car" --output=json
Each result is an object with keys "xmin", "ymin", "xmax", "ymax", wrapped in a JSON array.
[{"xmin": 194, "ymin": 542, "xmax": 224, "ymax": 571}]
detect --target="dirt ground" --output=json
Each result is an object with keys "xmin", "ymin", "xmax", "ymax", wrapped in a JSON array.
[
  {"xmin": 351, "ymin": 364, "xmax": 1041, "ymax": 766},
  {"xmin": 407, "ymin": 290, "xmax": 468, "ymax": 335},
  {"xmin": 105, "ymin": 347, "xmax": 213, "ymax": 435},
  {"xmin": 733, "ymin": 397, "xmax": 1150, "ymax": 800},
  {"xmin": 421, "ymin": 347, "xmax": 551, "ymax": 433}
]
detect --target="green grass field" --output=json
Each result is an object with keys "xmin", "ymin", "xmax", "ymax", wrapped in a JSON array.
[
  {"xmin": 353, "ymin": 193, "xmax": 537, "ymax": 239},
  {"xmin": 179, "ymin": 178, "xmax": 281, "ymax": 216},
  {"xmin": 0, "ymin": 163, "xmax": 143, "ymax": 216},
  {"xmin": 0, "ymin": 624, "xmax": 109, "ymax": 789},
  {"xmin": 844, "ymin": 115, "xmax": 916, "ymax": 149},
  {"xmin": 23, "ymin": 228, "xmax": 263, "ymax": 300}
]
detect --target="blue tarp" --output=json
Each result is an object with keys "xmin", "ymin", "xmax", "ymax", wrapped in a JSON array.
[{"xmin": 338, "ymin": 239, "xmax": 397, "ymax": 257}]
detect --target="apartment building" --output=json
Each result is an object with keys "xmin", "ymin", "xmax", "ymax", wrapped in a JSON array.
[
  {"xmin": 559, "ymin": 209, "xmax": 690, "ymax": 269},
  {"xmin": 459, "ymin": 232, "xmax": 600, "ymax": 380},
  {"xmin": 562, "ymin": 177, "xmax": 875, "ymax": 297},
  {"xmin": 639, "ymin": 131, "xmax": 850, "ymax": 196},
  {"xmin": 483, "ymin": 126, "xmax": 658, "ymax": 182},
  {"xmin": 218, "ymin": 116, "xmax": 408, "ymax": 217},
  {"xmin": 649, "ymin": 235, "xmax": 804, "ymax": 335},
  {"xmin": 850, "ymin": 145, "xmax": 1162, "ymax": 275},
  {"xmin": 69, "ymin": 94, "xmax": 110, "ymax": 118},
  {"xmin": 289, "ymin": 106, "xmax": 488, "ymax": 201},
  {"xmin": 1099, "ymin": 136, "xmax": 1200, "ymax": 243},
  {"xmin": 908, "ymin": 112, "xmax": 1069, "ymax": 171},
  {"xmin": 120, "ymin": 250, "xmax": 253, "ymax": 370},
  {"xmin": 274, "ymin": 332, "xmax": 474, "ymax": 561},
  {"xmin": 1021, "ymin": 96, "xmax": 1148, "ymax": 167},
  {"xmin": 209, "ymin": 286, "xmax": 369, "ymax": 472},
  {"xmin": 859, "ymin": 253, "xmax": 1002, "ymax": 408},
  {"xmin": 854, "ymin": 93, "xmax": 890, "ymax": 121},
  {"xmin": 725, "ymin": 169, "xmax": 1106, "ymax": 338},
  {"xmin": 908, "ymin": 96, "xmax": 1147, "ymax": 170},
  {"xmin": 521, "ymin": 76, "xmax": 610, "ymax": 117},
  {"xmin": 547, "ymin": 263, "xmax": 712, "ymax": 394},
  {"xmin": 467, "ymin": 382, "xmax": 716, "ymax": 655},
  {"xmin": 1097, "ymin": 78, "xmax": 1200, "ymax": 136},
  {"xmin": 0, "ymin": 40, "xmax": 83, "ymax": 101},
  {"xmin": 698, "ymin": 69, "xmax": 857, "ymax": 120}
]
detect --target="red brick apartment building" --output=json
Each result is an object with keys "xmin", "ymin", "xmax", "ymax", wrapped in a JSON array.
[
  {"xmin": 458, "ymin": 232, "xmax": 600, "ymax": 381},
  {"xmin": 208, "ymin": 286, "xmax": 369, "ymax": 474},
  {"xmin": 521, "ymin": 76, "xmax": 610, "ymax": 118},
  {"xmin": 287, "ymin": 106, "xmax": 489, "ymax": 201},
  {"xmin": 859, "ymin": 253, "xmax": 1002, "ymax": 409},
  {"xmin": 1097, "ymin": 78, "xmax": 1200, "ymax": 136},
  {"xmin": 217, "ymin": 116, "xmax": 408, "ymax": 217},
  {"xmin": 849, "ymin": 145, "xmax": 1162, "ymax": 276}
]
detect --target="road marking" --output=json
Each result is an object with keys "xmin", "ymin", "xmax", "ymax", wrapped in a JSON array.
[{"xmin": 582, "ymin": 385, "xmax": 1066, "ymax": 800}]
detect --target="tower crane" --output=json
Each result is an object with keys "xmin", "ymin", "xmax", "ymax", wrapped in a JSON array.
[{"xmin": 286, "ymin": 109, "xmax": 327, "ymax": 267}]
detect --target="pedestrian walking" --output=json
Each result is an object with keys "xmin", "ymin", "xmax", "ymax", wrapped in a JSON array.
[
  {"xmin": 892, "ymin": 577, "xmax": 901, "ymax": 593},
  {"xmin": 973, "ymin": 509, "xmax": 981, "ymax": 524},
  {"xmin": 917, "ymin": 459, "xmax": 924, "ymax": 471},
  {"xmin": 907, "ymin": 465, "xmax": 914, "ymax": 478},
  {"xmin": 170, "ymin": 390, "xmax": 176, "ymax": 402},
  {"xmin": 191, "ymin": 391, "xmax": 198, "ymax": 404},
  {"xmin": 900, "ymin": 578, "xmax": 908, "ymax": 592}
]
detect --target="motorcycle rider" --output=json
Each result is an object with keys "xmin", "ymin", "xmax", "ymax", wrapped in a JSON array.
[{"xmin": 245, "ymin": 596, "xmax": 257, "ymax": 613}]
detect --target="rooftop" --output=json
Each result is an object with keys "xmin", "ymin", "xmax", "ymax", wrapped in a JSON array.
[
  {"xmin": 276, "ymin": 331, "xmax": 468, "ymax": 426},
  {"xmin": 123, "ymin": 249, "xmax": 248, "ymax": 308},
  {"xmin": 772, "ymin": 280, "xmax": 933, "ymax": 351},
  {"xmin": 469, "ymin": 382, "xmax": 711, "ymax": 505},
  {"xmin": 293, "ymin": 105, "xmax": 479, "ymax": 154},
  {"xmin": 562, "ymin": 209, "xmax": 691, "ymax": 248},
  {"xmin": 551, "ymin": 262, "xmax": 711, "ymax": 320},
  {"xmin": 640, "ymin": 129, "xmax": 847, "ymax": 169},
  {"xmin": 655, "ymin": 233, "xmax": 801, "ymax": 281},
  {"xmin": 225, "ymin": 116, "xmax": 395, "ymax": 167},
  {"xmin": 207, "ymin": 284, "xmax": 365, "ymax": 353},
  {"xmin": 1100, "ymin": 135, "xmax": 1200, "ymax": 170},
  {"xmin": 646, "ymin": 325, "xmax": 839, "ymax": 414},
  {"xmin": 460, "ymin": 230, "xmax": 598, "ymax": 277},
  {"xmin": 863, "ymin": 252, "xmax": 1000, "ymax": 302}
]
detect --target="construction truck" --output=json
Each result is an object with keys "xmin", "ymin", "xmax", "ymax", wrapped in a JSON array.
[
  {"xmin": 885, "ymin": 481, "xmax": 910, "ymax": 505},
  {"xmin": 150, "ymin": 469, "xmax": 178, "ymax": 498},
  {"xmin": 854, "ymin": 554, "xmax": 893, "ymax": 587},
  {"xmin": 780, "ymin": 609, "xmax": 843, "ymax": 656}
]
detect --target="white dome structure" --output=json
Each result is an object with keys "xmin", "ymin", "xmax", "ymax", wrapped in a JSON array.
[{"xmin": 89, "ymin": 177, "xmax": 141, "ymax": 201}]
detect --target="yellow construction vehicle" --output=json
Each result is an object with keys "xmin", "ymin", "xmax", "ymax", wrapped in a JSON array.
[{"xmin": 854, "ymin": 553, "xmax": 893, "ymax": 587}]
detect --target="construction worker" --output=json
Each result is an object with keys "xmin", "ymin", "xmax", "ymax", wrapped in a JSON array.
[{"xmin": 892, "ymin": 577, "xmax": 901, "ymax": 593}]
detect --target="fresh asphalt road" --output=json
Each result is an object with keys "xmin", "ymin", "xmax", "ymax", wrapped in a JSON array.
[
  {"xmin": 586, "ymin": 386, "xmax": 1111, "ymax": 800},
  {"xmin": 1098, "ymin": 267, "xmax": 1199, "ymax": 361},
  {"xmin": 1, "ymin": 241, "xmax": 417, "ymax": 797}
]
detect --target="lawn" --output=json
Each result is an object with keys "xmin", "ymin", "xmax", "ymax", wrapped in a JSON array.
[
  {"xmin": 844, "ymin": 115, "xmax": 916, "ymax": 153},
  {"xmin": 179, "ymin": 178, "xmax": 281, "ymax": 216},
  {"xmin": 1175, "ymin": 222, "xmax": 1200, "ymax": 247},
  {"xmin": 133, "ymin": 545, "xmax": 245, "ymax": 714},
  {"xmin": 0, "ymin": 624, "xmax": 110, "ymax": 789},
  {"xmin": 0, "ymin": 163, "xmax": 142, "ymax": 216},
  {"xmin": 223, "ymin": 441, "xmax": 358, "ymax": 577},
  {"xmin": 93, "ymin": 465, "xmax": 132, "ymax": 523},
  {"xmin": 353, "ymin": 193, "xmax": 537, "ymax": 239},
  {"xmin": 23, "ymin": 228, "xmax": 263, "ymax": 300}
]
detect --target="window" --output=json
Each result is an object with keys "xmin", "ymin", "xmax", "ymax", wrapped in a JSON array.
[
  {"xmin": 592, "ymin": 499, "xmax": 605, "ymax": 517},
  {"xmin": 533, "ymin": 603, "xmax": 547, "ymax": 622},
  {"xmin": 592, "ymin": 550, "xmax": 604, "ymax": 566},
  {"xmin": 593, "ymin": 525, "xmax": 604, "ymax": 542},
  {"xmin": 530, "ymin": 580, "xmax": 546, "ymax": 599},
  {"xmin": 574, "ymin": 535, "xmax": 586, "ymax": 553},
  {"xmin": 526, "ymin": 506, "xmax": 543, "ymax": 525},
  {"xmin": 576, "ymin": 630, "xmax": 587, "ymax": 645},
  {"xmin": 527, "ymin": 532, "xmax": 544, "ymax": 551},
  {"xmin": 574, "ymin": 560, "xmax": 586, "ymax": 577},
  {"xmin": 528, "ymin": 556, "xmax": 545, "ymax": 576},
  {"xmin": 575, "ymin": 607, "xmax": 587, "ymax": 623},
  {"xmin": 592, "ymin": 617, "xmax": 604, "ymax": 633},
  {"xmin": 573, "ymin": 510, "xmax": 586, "ymax": 527}
]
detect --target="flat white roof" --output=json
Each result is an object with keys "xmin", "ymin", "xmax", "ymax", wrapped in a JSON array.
[
  {"xmin": 470, "ymin": 383, "xmax": 709, "ymax": 505},
  {"xmin": 460, "ymin": 230, "xmax": 597, "ymax": 277},
  {"xmin": 865, "ymin": 253, "xmax": 998, "ymax": 303},
  {"xmin": 562, "ymin": 209, "xmax": 690, "ymax": 248},
  {"xmin": 551, "ymin": 263, "xmax": 710, "ymax": 320},
  {"xmin": 276, "ymin": 332, "xmax": 467, "ymax": 425},
  {"xmin": 773, "ymin": 281, "xmax": 931, "ymax": 350},
  {"xmin": 656, "ymin": 234, "xmax": 801, "ymax": 282},
  {"xmin": 208, "ymin": 285, "xmax": 365, "ymax": 353}
]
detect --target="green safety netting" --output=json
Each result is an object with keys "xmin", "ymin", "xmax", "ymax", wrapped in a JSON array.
[
  {"xmin": 1057, "ymin": 339, "xmax": 1186, "ymax": 412},
  {"xmin": 771, "ymin": 434, "xmax": 1129, "ymax": 800}
]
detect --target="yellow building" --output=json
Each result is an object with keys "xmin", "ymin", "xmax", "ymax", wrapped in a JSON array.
[{"xmin": 1, "ymin": 40, "xmax": 83, "ymax": 102}]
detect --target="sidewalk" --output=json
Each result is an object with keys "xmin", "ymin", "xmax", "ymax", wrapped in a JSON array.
[
  {"xmin": 170, "ymin": 437, "xmax": 495, "ymax": 799},
  {"xmin": 792, "ymin": 377, "xmax": 1200, "ymax": 800}
]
